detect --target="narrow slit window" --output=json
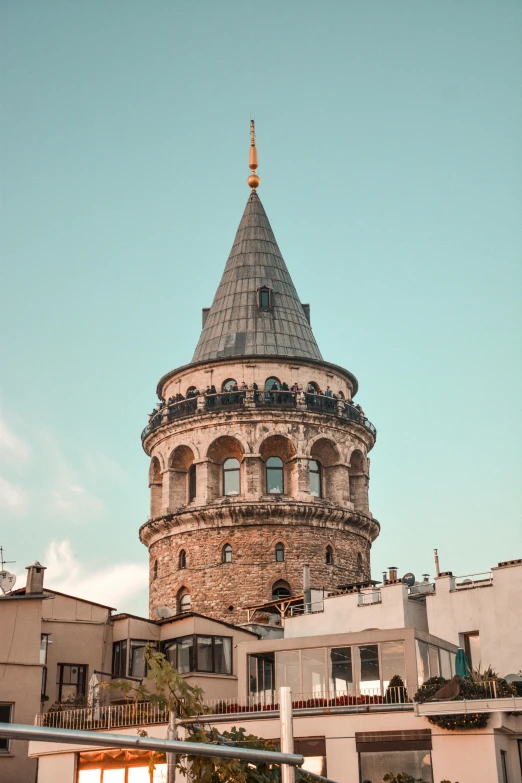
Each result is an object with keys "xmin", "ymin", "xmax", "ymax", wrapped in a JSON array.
[
  {"xmin": 309, "ymin": 459, "xmax": 322, "ymax": 497},
  {"xmin": 179, "ymin": 550, "xmax": 187, "ymax": 569},
  {"xmin": 188, "ymin": 464, "xmax": 197, "ymax": 502},
  {"xmin": 275, "ymin": 542, "xmax": 285, "ymax": 562},
  {"xmin": 258, "ymin": 286, "xmax": 272, "ymax": 310},
  {"xmin": 222, "ymin": 543, "xmax": 233, "ymax": 563}
]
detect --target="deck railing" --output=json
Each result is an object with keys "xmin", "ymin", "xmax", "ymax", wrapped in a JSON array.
[
  {"xmin": 454, "ymin": 572, "xmax": 493, "ymax": 589},
  {"xmin": 142, "ymin": 390, "xmax": 377, "ymax": 442},
  {"xmin": 35, "ymin": 702, "xmax": 169, "ymax": 731}
]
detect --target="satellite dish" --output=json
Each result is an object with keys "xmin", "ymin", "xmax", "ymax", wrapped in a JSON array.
[
  {"xmin": 154, "ymin": 606, "xmax": 175, "ymax": 620},
  {"xmin": 461, "ymin": 578, "xmax": 472, "ymax": 585},
  {"xmin": 402, "ymin": 572, "xmax": 416, "ymax": 587},
  {"xmin": 0, "ymin": 571, "xmax": 16, "ymax": 594},
  {"xmin": 505, "ymin": 673, "xmax": 522, "ymax": 684}
]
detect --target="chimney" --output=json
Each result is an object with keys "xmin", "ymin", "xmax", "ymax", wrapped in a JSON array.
[
  {"xmin": 26, "ymin": 561, "xmax": 46, "ymax": 594},
  {"xmin": 388, "ymin": 566, "xmax": 398, "ymax": 584}
]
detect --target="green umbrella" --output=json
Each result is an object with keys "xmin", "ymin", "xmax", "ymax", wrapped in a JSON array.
[{"xmin": 455, "ymin": 648, "xmax": 469, "ymax": 678}]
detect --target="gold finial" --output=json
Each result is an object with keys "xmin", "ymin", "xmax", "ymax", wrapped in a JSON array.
[{"xmin": 247, "ymin": 119, "xmax": 260, "ymax": 189}]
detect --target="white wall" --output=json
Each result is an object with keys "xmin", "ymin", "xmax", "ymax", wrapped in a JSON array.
[
  {"xmin": 285, "ymin": 582, "xmax": 427, "ymax": 638},
  {"xmin": 426, "ymin": 562, "xmax": 522, "ymax": 676}
]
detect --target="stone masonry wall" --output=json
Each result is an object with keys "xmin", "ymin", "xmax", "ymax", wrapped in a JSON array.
[{"xmin": 149, "ymin": 520, "xmax": 372, "ymax": 625}]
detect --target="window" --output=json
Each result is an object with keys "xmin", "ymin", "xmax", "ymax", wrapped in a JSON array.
[
  {"xmin": 222, "ymin": 543, "xmax": 233, "ymax": 563},
  {"xmin": 275, "ymin": 542, "xmax": 285, "ymax": 562},
  {"xmin": 302, "ymin": 649, "xmax": 326, "ymax": 694},
  {"xmin": 359, "ymin": 750, "xmax": 433, "ymax": 783},
  {"xmin": 309, "ymin": 459, "xmax": 322, "ymax": 497},
  {"xmin": 381, "ymin": 641, "xmax": 406, "ymax": 689},
  {"xmin": 57, "ymin": 663, "xmax": 87, "ymax": 703},
  {"xmin": 358, "ymin": 645, "xmax": 380, "ymax": 695},
  {"xmin": 223, "ymin": 458, "xmax": 240, "ymax": 495},
  {"xmin": 330, "ymin": 647, "xmax": 353, "ymax": 695},
  {"xmin": 266, "ymin": 456, "xmax": 284, "ymax": 494},
  {"xmin": 264, "ymin": 376, "xmax": 280, "ymax": 391},
  {"xmin": 179, "ymin": 549, "xmax": 187, "ymax": 569},
  {"xmin": 40, "ymin": 633, "xmax": 50, "ymax": 665},
  {"xmin": 78, "ymin": 749, "xmax": 167, "ymax": 782},
  {"xmin": 222, "ymin": 378, "xmax": 237, "ymax": 392},
  {"xmin": 153, "ymin": 560, "xmax": 158, "ymax": 580},
  {"xmin": 440, "ymin": 648, "xmax": 452, "ymax": 679},
  {"xmin": 272, "ymin": 580, "xmax": 291, "ymax": 599},
  {"xmin": 0, "ymin": 704, "xmax": 12, "ymax": 752},
  {"xmin": 164, "ymin": 635, "xmax": 232, "ymax": 675},
  {"xmin": 258, "ymin": 286, "xmax": 272, "ymax": 310},
  {"xmin": 416, "ymin": 639, "xmax": 430, "ymax": 686},
  {"xmin": 357, "ymin": 552, "xmax": 363, "ymax": 573},
  {"xmin": 501, "ymin": 749, "xmax": 509, "ymax": 783},
  {"xmin": 276, "ymin": 650, "xmax": 301, "ymax": 694},
  {"xmin": 188, "ymin": 464, "xmax": 196, "ymax": 502},
  {"xmin": 112, "ymin": 641, "xmax": 127, "ymax": 678},
  {"xmin": 129, "ymin": 641, "xmax": 155, "ymax": 678},
  {"xmin": 463, "ymin": 631, "xmax": 481, "ymax": 672},
  {"xmin": 248, "ymin": 652, "xmax": 275, "ymax": 701},
  {"xmin": 179, "ymin": 593, "xmax": 191, "ymax": 613},
  {"xmin": 325, "ymin": 545, "xmax": 333, "ymax": 565}
]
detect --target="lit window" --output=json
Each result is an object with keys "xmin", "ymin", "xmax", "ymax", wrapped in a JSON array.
[
  {"xmin": 223, "ymin": 458, "xmax": 240, "ymax": 495},
  {"xmin": 179, "ymin": 549, "xmax": 187, "ymax": 569},
  {"xmin": 222, "ymin": 544, "xmax": 232, "ymax": 563},
  {"xmin": 266, "ymin": 456, "xmax": 284, "ymax": 494},
  {"xmin": 275, "ymin": 542, "xmax": 285, "ymax": 562},
  {"xmin": 326, "ymin": 545, "xmax": 333, "ymax": 565},
  {"xmin": 309, "ymin": 459, "xmax": 322, "ymax": 497},
  {"xmin": 188, "ymin": 464, "xmax": 196, "ymax": 501},
  {"xmin": 179, "ymin": 593, "xmax": 191, "ymax": 613}
]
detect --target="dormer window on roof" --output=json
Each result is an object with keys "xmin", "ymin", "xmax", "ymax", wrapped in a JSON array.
[{"xmin": 257, "ymin": 285, "xmax": 273, "ymax": 311}]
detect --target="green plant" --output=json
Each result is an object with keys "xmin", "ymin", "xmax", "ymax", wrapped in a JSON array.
[
  {"xmin": 384, "ymin": 674, "xmax": 408, "ymax": 704},
  {"xmin": 103, "ymin": 645, "xmax": 314, "ymax": 783}
]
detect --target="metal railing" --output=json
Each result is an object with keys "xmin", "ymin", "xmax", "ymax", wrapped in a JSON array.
[
  {"xmin": 357, "ymin": 589, "xmax": 382, "ymax": 606},
  {"xmin": 454, "ymin": 572, "xmax": 493, "ymax": 589},
  {"xmin": 256, "ymin": 391, "xmax": 297, "ymax": 408},
  {"xmin": 35, "ymin": 702, "xmax": 169, "ymax": 731},
  {"xmin": 203, "ymin": 687, "xmax": 411, "ymax": 715},
  {"xmin": 289, "ymin": 600, "xmax": 325, "ymax": 616},
  {"xmin": 142, "ymin": 390, "xmax": 377, "ymax": 442}
]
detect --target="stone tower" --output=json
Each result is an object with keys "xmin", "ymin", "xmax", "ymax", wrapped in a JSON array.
[{"xmin": 140, "ymin": 125, "xmax": 379, "ymax": 624}]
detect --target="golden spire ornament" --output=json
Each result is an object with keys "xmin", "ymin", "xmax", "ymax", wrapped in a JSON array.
[{"xmin": 247, "ymin": 120, "xmax": 260, "ymax": 190}]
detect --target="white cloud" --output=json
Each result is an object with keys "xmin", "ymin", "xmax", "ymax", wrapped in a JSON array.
[
  {"xmin": 0, "ymin": 412, "xmax": 30, "ymax": 462},
  {"xmin": 0, "ymin": 475, "xmax": 27, "ymax": 512},
  {"xmin": 44, "ymin": 540, "xmax": 149, "ymax": 610}
]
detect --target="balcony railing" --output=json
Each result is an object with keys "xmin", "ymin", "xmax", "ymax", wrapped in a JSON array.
[
  {"xmin": 357, "ymin": 589, "xmax": 382, "ymax": 606},
  {"xmin": 203, "ymin": 687, "xmax": 411, "ymax": 715},
  {"xmin": 142, "ymin": 390, "xmax": 376, "ymax": 442},
  {"xmin": 454, "ymin": 572, "xmax": 493, "ymax": 590},
  {"xmin": 289, "ymin": 600, "xmax": 325, "ymax": 616},
  {"xmin": 35, "ymin": 702, "xmax": 169, "ymax": 731}
]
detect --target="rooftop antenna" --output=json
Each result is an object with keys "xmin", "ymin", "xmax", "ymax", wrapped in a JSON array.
[
  {"xmin": 0, "ymin": 547, "xmax": 17, "ymax": 595},
  {"xmin": 434, "ymin": 548, "xmax": 440, "ymax": 577}
]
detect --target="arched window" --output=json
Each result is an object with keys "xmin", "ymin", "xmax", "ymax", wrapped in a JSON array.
[
  {"xmin": 188, "ymin": 464, "xmax": 197, "ymax": 502},
  {"xmin": 272, "ymin": 580, "xmax": 291, "ymax": 600},
  {"xmin": 337, "ymin": 390, "xmax": 345, "ymax": 399},
  {"xmin": 186, "ymin": 385, "xmax": 198, "ymax": 397},
  {"xmin": 266, "ymin": 456, "xmax": 284, "ymax": 494},
  {"xmin": 309, "ymin": 459, "xmax": 322, "ymax": 497},
  {"xmin": 222, "ymin": 379, "xmax": 237, "ymax": 392},
  {"xmin": 179, "ymin": 593, "xmax": 191, "ymax": 613},
  {"xmin": 223, "ymin": 458, "xmax": 240, "ymax": 495},
  {"xmin": 306, "ymin": 382, "xmax": 319, "ymax": 393},
  {"xmin": 275, "ymin": 542, "xmax": 285, "ymax": 562},
  {"xmin": 326, "ymin": 545, "xmax": 333, "ymax": 565},
  {"xmin": 222, "ymin": 543, "xmax": 232, "ymax": 564},
  {"xmin": 179, "ymin": 550, "xmax": 187, "ymax": 569},
  {"xmin": 264, "ymin": 377, "xmax": 281, "ymax": 391}
]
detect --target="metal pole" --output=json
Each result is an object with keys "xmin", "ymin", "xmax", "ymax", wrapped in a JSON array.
[
  {"xmin": 0, "ymin": 723, "xmax": 304, "ymax": 767},
  {"xmin": 303, "ymin": 565, "xmax": 311, "ymax": 613},
  {"xmin": 280, "ymin": 687, "xmax": 295, "ymax": 783},
  {"xmin": 167, "ymin": 711, "xmax": 177, "ymax": 783},
  {"xmin": 434, "ymin": 548, "xmax": 440, "ymax": 577}
]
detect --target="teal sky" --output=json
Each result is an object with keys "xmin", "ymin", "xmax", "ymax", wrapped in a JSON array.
[{"xmin": 1, "ymin": 1, "xmax": 521, "ymax": 614}]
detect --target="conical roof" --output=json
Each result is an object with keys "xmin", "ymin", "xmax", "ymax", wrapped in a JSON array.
[{"xmin": 192, "ymin": 190, "xmax": 322, "ymax": 362}]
